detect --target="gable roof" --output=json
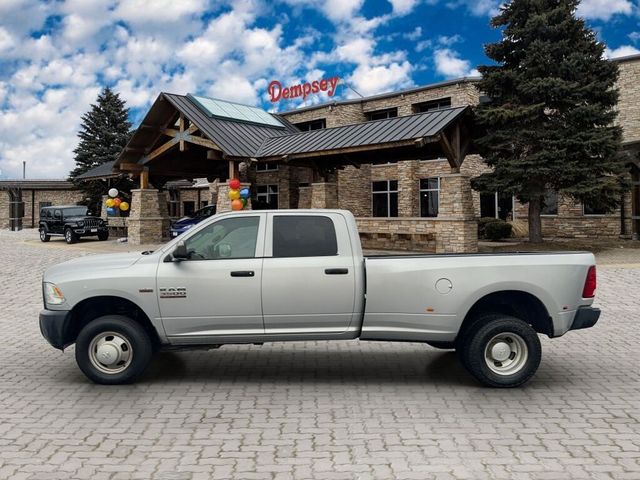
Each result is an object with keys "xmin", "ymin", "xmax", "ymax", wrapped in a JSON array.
[{"xmin": 75, "ymin": 161, "xmax": 119, "ymax": 181}]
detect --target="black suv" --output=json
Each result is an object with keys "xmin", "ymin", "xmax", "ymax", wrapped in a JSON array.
[{"xmin": 39, "ymin": 206, "xmax": 109, "ymax": 244}]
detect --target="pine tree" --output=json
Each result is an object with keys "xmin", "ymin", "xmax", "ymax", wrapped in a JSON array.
[
  {"xmin": 472, "ymin": 0, "xmax": 627, "ymax": 243},
  {"xmin": 69, "ymin": 87, "xmax": 132, "ymax": 211}
]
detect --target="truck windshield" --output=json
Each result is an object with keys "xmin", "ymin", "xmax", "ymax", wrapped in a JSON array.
[{"xmin": 63, "ymin": 207, "xmax": 89, "ymax": 217}]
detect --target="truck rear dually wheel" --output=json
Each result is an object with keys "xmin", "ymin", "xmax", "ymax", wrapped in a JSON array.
[
  {"xmin": 75, "ymin": 315, "xmax": 152, "ymax": 385},
  {"xmin": 460, "ymin": 314, "xmax": 541, "ymax": 388}
]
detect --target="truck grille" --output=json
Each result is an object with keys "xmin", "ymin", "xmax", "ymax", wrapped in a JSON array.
[{"xmin": 84, "ymin": 218, "xmax": 102, "ymax": 228}]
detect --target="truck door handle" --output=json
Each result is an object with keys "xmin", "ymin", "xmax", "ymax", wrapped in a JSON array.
[
  {"xmin": 230, "ymin": 270, "xmax": 255, "ymax": 277},
  {"xmin": 325, "ymin": 268, "xmax": 348, "ymax": 275}
]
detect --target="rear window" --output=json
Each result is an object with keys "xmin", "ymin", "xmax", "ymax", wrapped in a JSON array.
[{"xmin": 273, "ymin": 215, "xmax": 338, "ymax": 257}]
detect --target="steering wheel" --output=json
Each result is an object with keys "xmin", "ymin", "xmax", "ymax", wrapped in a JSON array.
[{"xmin": 189, "ymin": 250, "xmax": 206, "ymax": 260}]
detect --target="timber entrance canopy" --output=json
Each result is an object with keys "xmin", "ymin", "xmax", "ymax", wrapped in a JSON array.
[{"xmin": 113, "ymin": 92, "xmax": 473, "ymax": 182}]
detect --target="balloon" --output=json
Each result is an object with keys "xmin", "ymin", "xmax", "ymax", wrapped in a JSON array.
[
  {"xmin": 108, "ymin": 188, "xmax": 118, "ymax": 198},
  {"xmin": 119, "ymin": 201, "xmax": 129, "ymax": 211},
  {"xmin": 231, "ymin": 199, "xmax": 243, "ymax": 211},
  {"xmin": 240, "ymin": 188, "xmax": 250, "ymax": 199},
  {"xmin": 106, "ymin": 207, "xmax": 116, "ymax": 216},
  {"xmin": 228, "ymin": 189, "xmax": 240, "ymax": 200},
  {"xmin": 105, "ymin": 198, "xmax": 115, "ymax": 207},
  {"xmin": 241, "ymin": 198, "xmax": 248, "ymax": 208},
  {"xmin": 113, "ymin": 198, "xmax": 122, "ymax": 207},
  {"xmin": 229, "ymin": 178, "xmax": 241, "ymax": 190}
]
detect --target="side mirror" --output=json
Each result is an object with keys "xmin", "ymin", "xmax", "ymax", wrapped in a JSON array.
[{"xmin": 172, "ymin": 241, "xmax": 189, "ymax": 261}]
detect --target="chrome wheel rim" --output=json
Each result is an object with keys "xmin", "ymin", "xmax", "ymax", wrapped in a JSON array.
[
  {"xmin": 88, "ymin": 331, "xmax": 133, "ymax": 375},
  {"xmin": 484, "ymin": 332, "xmax": 528, "ymax": 375},
  {"xmin": 40, "ymin": 229, "xmax": 46, "ymax": 240},
  {"xmin": 65, "ymin": 230, "xmax": 72, "ymax": 242}
]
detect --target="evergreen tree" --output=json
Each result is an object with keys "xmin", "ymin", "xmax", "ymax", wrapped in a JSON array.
[
  {"xmin": 69, "ymin": 87, "xmax": 132, "ymax": 211},
  {"xmin": 472, "ymin": 0, "xmax": 626, "ymax": 242}
]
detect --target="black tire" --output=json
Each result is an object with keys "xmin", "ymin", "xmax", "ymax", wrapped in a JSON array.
[
  {"xmin": 459, "ymin": 314, "xmax": 541, "ymax": 388},
  {"xmin": 64, "ymin": 227, "xmax": 77, "ymax": 244},
  {"xmin": 98, "ymin": 231, "xmax": 109, "ymax": 241},
  {"xmin": 426, "ymin": 341, "xmax": 455, "ymax": 350},
  {"xmin": 75, "ymin": 315, "xmax": 153, "ymax": 385},
  {"xmin": 39, "ymin": 227, "xmax": 50, "ymax": 242}
]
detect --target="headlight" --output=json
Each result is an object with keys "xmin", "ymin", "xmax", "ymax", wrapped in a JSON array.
[
  {"xmin": 43, "ymin": 282, "xmax": 66, "ymax": 305},
  {"xmin": 77, "ymin": 221, "xmax": 84, "ymax": 227}
]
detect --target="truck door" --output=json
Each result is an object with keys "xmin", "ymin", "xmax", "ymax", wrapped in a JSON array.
[
  {"xmin": 261, "ymin": 213, "xmax": 357, "ymax": 335},
  {"xmin": 157, "ymin": 214, "xmax": 266, "ymax": 340}
]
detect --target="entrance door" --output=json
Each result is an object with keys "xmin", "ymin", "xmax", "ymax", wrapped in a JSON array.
[
  {"xmin": 261, "ymin": 213, "xmax": 357, "ymax": 335},
  {"xmin": 157, "ymin": 214, "xmax": 266, "ymax": 340}
]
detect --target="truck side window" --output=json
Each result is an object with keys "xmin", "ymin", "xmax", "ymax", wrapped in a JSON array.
[
  {"xmin": 184, "ymin": 216, "xmax": 259, "ymax": 260},
  {"xmin": 273, "ymin": 216, "xmax": 338, "ymax": 257}
]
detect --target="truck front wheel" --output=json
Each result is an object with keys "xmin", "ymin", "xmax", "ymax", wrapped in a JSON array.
[
  {"xmin": 75, "ymin": 315, "xmax": 153, "ymax": 385},
  {"xmin": 460, "ymin": 314, "xmax": 541, "ymax": 388}
]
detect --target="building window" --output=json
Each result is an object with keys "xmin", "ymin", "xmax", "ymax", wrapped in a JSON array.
[
  {"xmin": 256, "ymin": 163, "xmax": 278, "ymax": 172},
  {"xmin": 372, "ymin": 180, "xmax": 398, "ymax": 217},
  {"xmin": 183, "ymin": 201, "xmax": 195, "ymax": 216},
  {"xmin": 413, "ymin": 97, "xmax": 452, "ymax": 113},
  {"xmin": 541, "ymin": 190, "xmax": 558, "ymax": 215},
  {"xmin": 480, "ymin": 192, "xmax": 514, "ymax": 221},
  {"xmin": 419, "ymin": 178, "xmax": 440, "ymax": 217},
  {"xmin": 366, "ymin": 108, "xmax": 398, "ymax": 121},
  {"xmin": 168, "ymin": 190, "xmax": 180, "ymax": 217},
  {"xmin": 256, "ymin": 184, "xmax": 279, "ymax": 209},
  {"xmin": 583, "ymin": 200, "xmax": 608, "ymax": 215},
  {"xmin": 294, "ymin": 119, "xmax": 326, "ymax": 131},
  {"xmin": 272, "ymin": 216, "xmax": 338, "ymax": 257}
]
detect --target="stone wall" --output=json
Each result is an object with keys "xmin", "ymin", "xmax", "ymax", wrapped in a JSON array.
[
  {"xmin": 311, "ymin": 182, "xmax": 338, "ymax": 209},
  {"xmin": 337, "ymin": 164, "xmax": 371, "ymax": 216},
  {"xmin": 0, "ymin": 191, "xmax": 9, "ymax": 229},
  {"xmin": 356, "ymin": 218, "xmax": 436, "ymax": 251},
  {"xmin": 616, "ymin": 57, "xmax": 640, "ymax": 144}
]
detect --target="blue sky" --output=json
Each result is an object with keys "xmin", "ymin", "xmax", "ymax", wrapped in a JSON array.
[{"xmin": 0, "ymin": 0, "xmax": 638, "ymax": 179}]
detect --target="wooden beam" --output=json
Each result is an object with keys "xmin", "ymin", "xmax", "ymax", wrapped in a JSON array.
[
  {"xmin": 438, "ymin": 132, "xmax": 460, "ymax": 171},
  {"xmin": 182, "ymin": 134, "xmax": 222, "ymax": 151},
  {"xmin": 141, "ymin": 137, "xmax": 179, "ymax": 165},
  {"xmin": 119, "ymin": 163, "xmax": 144, "ymax": 173}
]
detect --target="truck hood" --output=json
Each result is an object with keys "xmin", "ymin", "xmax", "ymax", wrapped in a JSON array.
[{"xmin": 44, "ymin": 252, "xmax": 146, "ymax": 283}]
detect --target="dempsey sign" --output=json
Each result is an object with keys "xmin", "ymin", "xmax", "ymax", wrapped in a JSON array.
[{"xmin": 268, "ymin": 76, "xmax": 340, "ymax": 103}]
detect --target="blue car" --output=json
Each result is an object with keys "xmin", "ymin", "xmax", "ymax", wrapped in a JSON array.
[{"xmin": 170, "ymin": 205, "xmax": 216, "ymax": 237}]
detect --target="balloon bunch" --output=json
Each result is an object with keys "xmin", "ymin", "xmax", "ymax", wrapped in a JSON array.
[
  {"xmin": 228, "ymin": 178, "xmax": 250, "ymax": 211},
  {"xmin": 105, "ymin": 188, "xmax": 129, "ymax": 216}
]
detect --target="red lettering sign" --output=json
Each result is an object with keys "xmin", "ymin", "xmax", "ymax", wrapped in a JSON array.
[{"xmin": 268, "ymin": 76, "xmax": 340, "ymax": 102}]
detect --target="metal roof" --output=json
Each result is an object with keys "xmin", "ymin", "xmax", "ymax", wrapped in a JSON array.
[
  {"xmin": 163, "ymin": 94, "xmax": 298, "ymax": 158},
  {"xmin": 256, "ymin": 106, "xmax": 469, "ymax": 158},
  {"xmin": 75, "ymin": 161, "xmax": 119, "ymax": 181}
]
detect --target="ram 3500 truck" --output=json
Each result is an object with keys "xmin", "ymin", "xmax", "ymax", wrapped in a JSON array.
[{"xmin": 39, "ymin": 210, "xmax": 600, "ymax": 387}]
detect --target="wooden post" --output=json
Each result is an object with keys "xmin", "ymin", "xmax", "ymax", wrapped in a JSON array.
[
  {"xmin": 228, "ymin": 160, "xmax": 238, "ymax": 180},
  {"xmin": 140, "ymin": 168, "xmax": 149, "ymax": 189},
  {"xmin": 179, "ymin": 114, "xmax": 185, "ymax": 152}
]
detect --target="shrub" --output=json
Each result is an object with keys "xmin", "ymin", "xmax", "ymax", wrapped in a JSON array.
[
  {"xmin": 484, "ymin": 219, "xmax": 513, "ymax": 241},
  {"xmin": 478, "ymin": 217, "xmax": 500, "ymax": 239}
]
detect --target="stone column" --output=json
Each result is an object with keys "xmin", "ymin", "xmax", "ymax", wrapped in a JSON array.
[
  {"xmin": 127, "ymin": 189, "xmax": 170, "ymax": 245},
  {"xmin": 100, "ymin": 195, "xmax": 108, "ymax": 220},
  {"xmin": 0, "ymin": 191, "xmax": 10, "ymax": 230},
  {"xmin": 398, "ymin": 160, "xmax": 418, "ymax": 217},
  {"xmin": 298, "ymin": 186, "xmax": 312, "ymax": 209},
  {"xmin": 216, "ymin": 182, "xmax": 252, "ymax": 213},
  {"xmin": 208, "ymin": 179, "xmax": 219, "ymax": 206},
  {"xmin": 434, "ymin": 174, "xmax": 478, "ymax": 253},
  {"xmin": 337, "ymin": 164, "xmax": 372, "ymax": 216},
  {"xmin": 311, "ymin": 182, "xmax": 338, "ymax": 209}
]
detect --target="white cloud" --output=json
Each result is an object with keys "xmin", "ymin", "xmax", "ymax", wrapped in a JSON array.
[
  {"xmin": 403, "ymin": 26, "xmax": 422, "ymax": 41},
  {"xmin": 0, "ymin": 27, "xmax": 16, "ymax": 52},
  {"xmin": 434, "ymin": 48, "xmax": 479, "ymax": 77},
  {"xmin": 388, "ymin": 0, "xmax": 419, "ymax": 15},
  {"xmin": 577, "ymin": 0, "xmax": 633, "ymax": 21},
  {"xmin": 446, "ymin": 0, "xmax": 500, "ymax": 17},
  {"xmin": 604, "ymin": 45, "xmax": 640, "ymax": 59},
  {"xmin": 348, "ymin": 61, "xmax": 413, "ymax": 96}
]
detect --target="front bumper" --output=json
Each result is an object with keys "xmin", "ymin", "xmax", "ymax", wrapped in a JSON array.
[
  {"xmin": 39, "ymin": 309, "xmax": 73, "ymax": 350},
  {"xmin": 570, "ymin": 306, "xmax": 600, "ymax": 331},
  {"xmin": 73, "ymin": 226, "xmax": 108, "ymax": 235}
]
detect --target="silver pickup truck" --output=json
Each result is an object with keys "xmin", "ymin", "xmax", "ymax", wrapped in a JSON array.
[{"xmin": 40, "ymin": 209, "xmax": 600, "ymax": 387}]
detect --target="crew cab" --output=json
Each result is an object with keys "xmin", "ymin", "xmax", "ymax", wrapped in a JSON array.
[
  {"xmin": 39, "ymin": 205, "xmax": 109, "ymax": 244},
  {"xmin": 39, "ymin": 209, "xmax": 600, "ymax": 387}
]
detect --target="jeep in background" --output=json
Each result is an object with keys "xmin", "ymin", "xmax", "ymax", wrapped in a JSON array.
[{"xmin": 39, "ymin": 206, "xmax": 109, "ymax": 244}]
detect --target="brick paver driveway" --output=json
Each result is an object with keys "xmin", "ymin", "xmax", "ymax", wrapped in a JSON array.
[{"xmin": 1, "ymin": 229, "xmax": 639, "ymax": 480}]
